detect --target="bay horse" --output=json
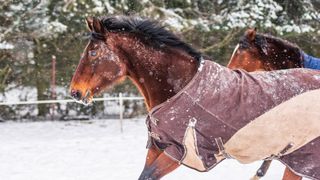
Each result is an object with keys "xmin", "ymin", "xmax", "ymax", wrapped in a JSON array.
[
  {"xmin": 228, "ymin": 28, "xmax": 320, "ymax": 71},
  {"xmin": 228, "ymin": 28, "xmax": 320, "ymax": 180},
  {"xmin": 70, "ymin": 16, "xmax": 320, "ymax": 180}
]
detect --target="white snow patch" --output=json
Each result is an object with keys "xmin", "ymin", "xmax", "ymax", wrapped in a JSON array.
[
  {"xmin": 0, "ymin": 42, "xmax": 14, "ymax": 49},
  {"xmin": 0, "ymin": 86, "xmax": 37, "ymax": 102},
  {"xmin": 0, "ymin": 118, "xmax": 310, "ymax": 180}
]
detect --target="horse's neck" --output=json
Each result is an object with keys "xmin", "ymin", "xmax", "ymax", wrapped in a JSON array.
[
  {"xmin": 128, "ymin": 53, "xmax": 198, "ymax": 110},
  {"xmin": 119, "ymin": 37, "xmax": 198, "ymax": 110},
  {"xmin": 266, "ymin": 41, "xmax": 302, "ymax": 69}
]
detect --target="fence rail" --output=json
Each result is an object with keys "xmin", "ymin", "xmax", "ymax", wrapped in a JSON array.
[
  {"xmin": 0, "ymin": 94, "xmax": 145, "ymax": 132},
  {"xmin": 0, "ymin": 96, "xmax": 144, "ymax": 105}
]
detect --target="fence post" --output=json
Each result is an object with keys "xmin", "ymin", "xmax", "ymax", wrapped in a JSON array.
[
  {"xmin": 119, "ymin": 93, "xmax": 123, "ymax": 133},
  {"xmin": 51, "ymin": 55, "xmax": 56, "ymax": 120}
]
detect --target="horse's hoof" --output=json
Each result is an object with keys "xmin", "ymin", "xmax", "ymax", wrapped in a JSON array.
[
  {"xmin": 138, "ymin": 177, "xmax": 156, "ymax": 180},
  {"xmin": 250, "ymin": 175, "xmax": 260, "ymax": 180},
  {"xmin": 256, "ymin": 169, "xmax": 265, "ymax": 177},
  {"xmin": 138, "ymin": 174, "xmax": 157, "ymax": 180}
]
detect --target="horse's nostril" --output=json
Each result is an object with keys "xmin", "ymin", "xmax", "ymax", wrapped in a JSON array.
[{"xmin": 71, "ymin": 90, "xmax": 82, "ymax": 101}]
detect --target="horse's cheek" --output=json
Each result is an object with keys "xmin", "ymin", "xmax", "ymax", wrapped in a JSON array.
[{"xmin": 99, "ymin": 62, "xmax": 120, "ymax": 80}]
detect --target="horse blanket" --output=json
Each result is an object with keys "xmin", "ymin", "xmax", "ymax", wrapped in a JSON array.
[
  {"xmin": 146, "ymin": 60, "xmax": 320, "ymax": 179},
  {"xmin": 225, "ymin": 89, "xmax": 320, "ymax": 163},
  {"xmin": 303, "ymin": 52, "xmax": 320, "ymax": 70}
]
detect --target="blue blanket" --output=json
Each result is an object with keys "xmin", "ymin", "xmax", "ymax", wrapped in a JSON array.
[{"xmin": 303, "ymin": 53, "xmax": 320, "ymax": 70}]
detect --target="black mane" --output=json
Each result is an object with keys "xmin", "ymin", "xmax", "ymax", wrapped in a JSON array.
[
  {"xmin": 99, "ymin": 16, "xmax": 202, "ymax": 61},
  {"xmin": 239, "ymin": 32, "xmax": 302, "ymax": 67},
  {"xmin": 240, "ymin": 32, "xmax": 301, "ymax": 56},
  {"xmin": 257, "ymin": 33, "xmax": 301, "ymax": 53}
]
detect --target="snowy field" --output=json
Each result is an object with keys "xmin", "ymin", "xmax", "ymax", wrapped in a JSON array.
[{"xmin": 0, "ymin": 119, "xmax": 309, "ymax": 180}]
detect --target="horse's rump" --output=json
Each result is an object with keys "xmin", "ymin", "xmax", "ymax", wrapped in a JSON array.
[{"xmin": 225, "ymin": 89, "xmax": 320, "ymax": 164}]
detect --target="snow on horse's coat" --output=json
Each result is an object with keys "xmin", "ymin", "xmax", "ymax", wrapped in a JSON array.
[{"xmin": 145, "ymin": 60, "xmax": 320, "ymax": 179}]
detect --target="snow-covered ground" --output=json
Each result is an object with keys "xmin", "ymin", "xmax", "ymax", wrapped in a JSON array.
[{"xmin": 0, "ymin": 119, "xmax": 309, "ymax": 180}]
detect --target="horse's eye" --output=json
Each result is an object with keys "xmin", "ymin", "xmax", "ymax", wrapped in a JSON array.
[{"xmin": 90, "ymin": 51, "xmax": 97, "ymax": 57}]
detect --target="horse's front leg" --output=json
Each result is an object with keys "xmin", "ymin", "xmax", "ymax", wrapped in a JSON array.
[
  {"xmin": 282, "ymin": 167, "xmax": 302, "ymax": 180},
  {"xmin": 142, "ymin": 145, "xmax": 162, "ymax": 168},
  {"xmin": 139, "ymin": 148, "xmax": 180, "ymax": 180}
]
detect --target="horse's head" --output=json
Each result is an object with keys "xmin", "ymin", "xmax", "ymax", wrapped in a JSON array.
[
  {"xmin": 228, "ymin": 28, "xmax": 302, "ymax": 72},
  {"xmin": 228, "ymin": 28, "xmax": 268, "ymax": 71},
  {"xmin": 70, "ymin": 16, "xmax": 202, "ymax": 106},
  {"xmin": 69, "ymin": 17, "xmax": 127, "ymax": 104}
]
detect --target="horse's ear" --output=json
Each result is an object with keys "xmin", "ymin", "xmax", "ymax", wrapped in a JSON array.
[
  {"xmin": 86, "ymin": 17, "xmax": 105, "ymax": 33},
  {"xmin": 245, "ymin": 28, "xmax": 256, "ymax": 42},
  {"xmin": 86, "ymin": 17, "xmax": 94, "ymax": 31}
]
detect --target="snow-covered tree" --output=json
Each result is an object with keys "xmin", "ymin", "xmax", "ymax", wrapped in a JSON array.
[{"xmin": 0, "ymin": 0, "xmax": 319, "ymax": 119}]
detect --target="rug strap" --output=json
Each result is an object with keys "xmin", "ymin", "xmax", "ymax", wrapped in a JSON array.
[
  {"xmin": 265, "ymin": 142, "xmax": 294, "ymax": 160},
  {"xmin": 215, "ymin": 137, "xmax": 232, "ymax": 159}
]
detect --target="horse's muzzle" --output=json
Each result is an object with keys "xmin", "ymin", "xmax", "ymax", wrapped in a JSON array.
[
  {"xmin": 70, "ymin": 89, "xmax": 82, "ymax": 101},
  {"xmin": 70, "ymin": 89, "xmax": 93, "ymax": 106}
]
